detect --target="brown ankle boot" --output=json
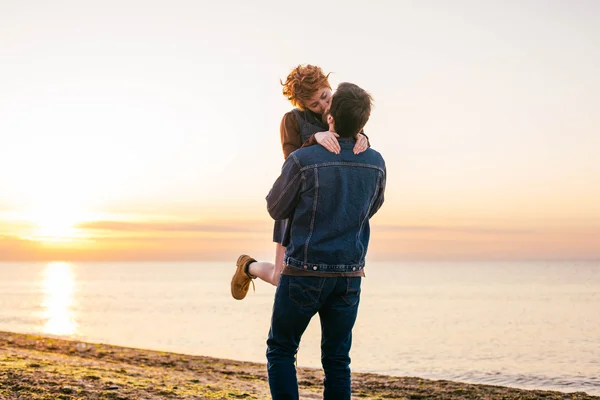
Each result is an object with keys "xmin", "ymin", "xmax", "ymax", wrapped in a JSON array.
[{"xmin": 231, "ymin": 254, "xmax": 257, "ymax": 300}]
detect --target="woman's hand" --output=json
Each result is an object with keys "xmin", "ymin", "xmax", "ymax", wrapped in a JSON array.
[
  {"xmin": 353, "ymin": 133, "xmax": 369, "ymax": 154},
  {"xmin": 315, "ymin": 131, "xmax": 341, "ymax": 154}
]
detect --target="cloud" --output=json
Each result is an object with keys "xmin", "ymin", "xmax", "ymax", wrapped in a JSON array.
[
  {"xmin": 78, "ymin": 220, "xmax": 543, "ymax": 236},
  {"xmin": 374, "ymin": 225, "xmax": 537, "ymax": 235},
  {"xmin": 77, "ymin": 220, "xmax": 270, "ymax": 233}
]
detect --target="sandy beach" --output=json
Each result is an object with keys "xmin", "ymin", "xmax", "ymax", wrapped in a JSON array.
[{"xmin": 0, "ymin": 331, "xmax": 597, "ymax": 399}]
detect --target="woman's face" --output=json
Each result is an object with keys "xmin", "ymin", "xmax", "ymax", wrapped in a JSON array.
[{"xmin": 302, "ymin": 87, "xmax": 332, "ymax": 115}]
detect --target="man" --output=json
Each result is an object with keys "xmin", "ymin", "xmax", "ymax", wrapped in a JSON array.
[{"xmin": 258, "ymin": 82, "xmax": 386, "ymax": 399}]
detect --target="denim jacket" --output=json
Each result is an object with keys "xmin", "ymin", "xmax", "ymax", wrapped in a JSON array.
[{"xmin": 266, "ymin": 137, "xmax": 386, "ymax": 273}]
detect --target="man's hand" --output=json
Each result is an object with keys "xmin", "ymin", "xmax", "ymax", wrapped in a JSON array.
[
  {"xmin": 315, "ymin": 131, "xmax": 340, "ymax": 154},
  {"xmin": 353, "ymin": 133, "xmax": 369, "ymax": 154}
]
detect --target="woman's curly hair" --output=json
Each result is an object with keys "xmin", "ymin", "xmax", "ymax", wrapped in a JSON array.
[{"xmin": 281, "ymin": 64, "xmax": 331, "ymax": 110}]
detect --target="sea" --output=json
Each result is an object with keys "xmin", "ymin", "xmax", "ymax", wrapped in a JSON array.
[{"xmin": 0, "ymin": 261, "xmax": 598, "ymax": 395}]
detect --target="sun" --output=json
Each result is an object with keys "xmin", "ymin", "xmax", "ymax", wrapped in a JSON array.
[
  {"xmin": 28, "ymin": 204, "xmax": 89, "ymax": 242},
  {"xmin": 35, "ymin": 214, "xmax": 79, "ymax": 241}
]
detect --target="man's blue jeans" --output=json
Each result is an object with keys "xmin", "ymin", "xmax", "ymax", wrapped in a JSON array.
[{"xmin": 266, "ymin": 274, "xmax": 362, "ymax": 400}]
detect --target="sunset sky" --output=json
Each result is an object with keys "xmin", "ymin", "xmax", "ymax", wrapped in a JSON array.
[{"xmin": 1, "ymin": 0, "xmax": 599, "ymax": 261}]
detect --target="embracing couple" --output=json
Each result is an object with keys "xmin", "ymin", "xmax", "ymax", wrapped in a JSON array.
[{"xmin": 231, "ymin": 65, "xmax": 386, "ymax": 400}]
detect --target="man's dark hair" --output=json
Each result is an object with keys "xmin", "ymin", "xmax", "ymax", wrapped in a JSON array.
[{"xmin": 329, "ymin": 82, "xmax": 373, "ymax": 138}]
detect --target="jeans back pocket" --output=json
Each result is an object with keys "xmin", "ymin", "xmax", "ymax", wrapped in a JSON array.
[
  {"xmin": 341, "ymin": 277, "xmax": 362, "ymax": 306},
  {"xmin": 288, "ymin": 276, "xmax": 324, "ymax": 307}
]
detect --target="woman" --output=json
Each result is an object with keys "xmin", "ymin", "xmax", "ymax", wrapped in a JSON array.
[{"xmin": 231, "ymin": 64, "xmax": 369, "ymax": 300}]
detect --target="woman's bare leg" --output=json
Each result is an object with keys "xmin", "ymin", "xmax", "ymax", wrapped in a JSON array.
[{"xmin": 247, "ymin": 243, "xmax": 286, "ymax": 286}]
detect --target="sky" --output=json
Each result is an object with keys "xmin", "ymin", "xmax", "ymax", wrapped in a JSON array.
[{"xmin": 1, "ymin": 0, "xmax": 599, "ymax": 261}]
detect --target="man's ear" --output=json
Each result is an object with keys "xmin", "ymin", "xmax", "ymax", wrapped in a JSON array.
[{"xmin": 327, "ymin": 114, "xmax": 334, "ymax": 125}]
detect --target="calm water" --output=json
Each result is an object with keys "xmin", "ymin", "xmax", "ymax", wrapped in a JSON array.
[{"xmin": 0, "ymin": 261, "xmax": 598, "ymax": 395}]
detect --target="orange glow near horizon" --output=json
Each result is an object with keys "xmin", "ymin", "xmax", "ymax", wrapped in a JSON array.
[{"xmin": 0, "ymin": 212, "xmax": 598, "ymax": 261}]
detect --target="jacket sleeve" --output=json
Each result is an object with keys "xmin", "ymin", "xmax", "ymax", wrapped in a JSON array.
[
  {"xmin": 266, "ymin": 154, "xmax": 303, "ymax": 220},
  {"xmin": 280, "ymin": 112, "xmax": 302, "ymax": 159},
  {"xmin": 300, "ymin": 133, "xmax": 319, "ymax": 148},
  {"xmin": 369, "ymin": 167, "xmax": 386, "ymax": 218}
]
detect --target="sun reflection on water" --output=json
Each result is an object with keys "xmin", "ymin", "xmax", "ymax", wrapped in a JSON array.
[{"xmin": 42, "ymin": 262, "xmax": 78, "ymax": 336}]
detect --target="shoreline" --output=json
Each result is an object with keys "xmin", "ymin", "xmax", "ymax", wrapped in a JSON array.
[{"xmin": 0, "ymin": 331, "xmax": 597, "ymax": 399}]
